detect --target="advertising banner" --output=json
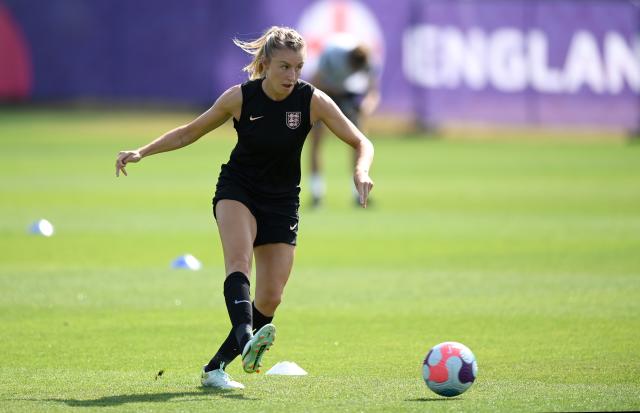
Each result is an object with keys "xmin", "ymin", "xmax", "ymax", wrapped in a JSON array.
[
  {"xmin": 403, "ymin": 0, "xmax": 640, "ymax": 128},
  {"xmin": 2, "ymin": 0, "xmax": 639, "ymax": 130}
]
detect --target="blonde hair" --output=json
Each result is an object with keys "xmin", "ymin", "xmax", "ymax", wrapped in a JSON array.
[{"xmin": 233, "ymin": 26, "xmax": 306, "ymax": 80}]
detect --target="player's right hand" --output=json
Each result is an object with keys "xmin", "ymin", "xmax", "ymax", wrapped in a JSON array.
[{"xmin": 115, "ymin": 150, "xmax": 142, "ymax": 177}]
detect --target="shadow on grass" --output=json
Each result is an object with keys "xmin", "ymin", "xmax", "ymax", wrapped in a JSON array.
[
  {"xmin": 41, "ymin": 388, "xmax": 255, "ymax": 407},
  {"xmin": 406, "ymin": 397, "xmax": 463, "ymax": 402}
]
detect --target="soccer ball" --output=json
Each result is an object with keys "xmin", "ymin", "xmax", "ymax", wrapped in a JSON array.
[{"xmin": 422, "ymin": 341, "xmax": 478, "ymax": 397}]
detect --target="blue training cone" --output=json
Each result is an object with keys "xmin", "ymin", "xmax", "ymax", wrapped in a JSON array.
[{"xmin": 171, "ymin": 254, "xmax": 202, "ymax": 271}]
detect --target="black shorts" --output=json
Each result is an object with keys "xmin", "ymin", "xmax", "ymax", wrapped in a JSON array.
[
  {"xmin": 330, "ymin": 93, "xmax": 361, "ymax": 126},
  {"xmin": 212, "ymin": 182, "xmax": 300, "ymax": 247}
]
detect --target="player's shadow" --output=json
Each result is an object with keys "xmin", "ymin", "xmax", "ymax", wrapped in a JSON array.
[{"xmin": 47, "ymin": 389, "xmax": 255, "ymax": 407}]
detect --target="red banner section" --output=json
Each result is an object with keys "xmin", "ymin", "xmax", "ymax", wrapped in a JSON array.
[{"xmin": 0, "ymin": 2, "xmax": 31, "ymax": 100}]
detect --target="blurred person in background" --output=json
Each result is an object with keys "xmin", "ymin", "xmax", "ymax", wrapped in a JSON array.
[
  {"xmin": 309, "ymin": 34, "xmax": 380, "ymax": 208},
  {"xmin": 115, "ymin": 26, "xmax": 374, "ymax": 390}
]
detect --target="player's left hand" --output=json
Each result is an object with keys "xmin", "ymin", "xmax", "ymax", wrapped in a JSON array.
[{"xmin": 354, "ymin": 170, "xmax": 374, "ymax": 208}]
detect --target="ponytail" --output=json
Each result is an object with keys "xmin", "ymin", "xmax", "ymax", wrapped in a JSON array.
[{"xmin": 233, "ymin": 26, "xmax": 306, "ymax": 80}]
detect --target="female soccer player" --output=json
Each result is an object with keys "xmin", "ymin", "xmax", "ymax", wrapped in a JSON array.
[{"xmin": 115, "ymin": 26, "xmax": 374, "ymax": 390}]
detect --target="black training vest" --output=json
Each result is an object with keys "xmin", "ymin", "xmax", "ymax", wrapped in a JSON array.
[{"xmin": 217, "ymin": 78, "xmax": 314, "ymax": 199}]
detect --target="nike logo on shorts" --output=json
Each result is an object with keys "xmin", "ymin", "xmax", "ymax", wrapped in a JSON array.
[
  {"xmin": 249, "ymin": 115, "xmax": 264, "ymax": 121},
  {"xmin": 290, "ymin": 223, "xmax": 298, "ymax": 231},
  {"xmin": 234, "ymin": 300, "xmax": 251, "ymax": 305}
]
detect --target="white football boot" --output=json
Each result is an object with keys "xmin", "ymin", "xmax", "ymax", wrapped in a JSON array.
[
  {"xmin": 241, "ymin": 323, "xmax": 276, "ymax": 373},
  {"xmin": 201, "ymin": 363, "xmax": 245, "ymax": 390}
]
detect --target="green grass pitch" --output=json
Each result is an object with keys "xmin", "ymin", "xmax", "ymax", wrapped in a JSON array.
[{"xmin": 0, "ymin": 109, "xmax": 639, "ymax": 412}]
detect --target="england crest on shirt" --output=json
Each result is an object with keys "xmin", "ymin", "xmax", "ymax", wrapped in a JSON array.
[{"xmin": 286, "ymin": 112, "xmax": 301, "ymax": 129}]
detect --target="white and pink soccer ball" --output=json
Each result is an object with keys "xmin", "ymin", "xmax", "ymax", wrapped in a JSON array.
[{"xmin": 422, "ymin": 341, "xmax": 478, "ymax": 397}]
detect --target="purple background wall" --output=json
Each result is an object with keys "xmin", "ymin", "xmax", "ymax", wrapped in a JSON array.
[
  {"xmin": 405, "ymin": 0, "xmax": 640, "ymax": 129},
  {"xmin": 2, "ymin": 0, "xmax": 639, "ymax": 130}
]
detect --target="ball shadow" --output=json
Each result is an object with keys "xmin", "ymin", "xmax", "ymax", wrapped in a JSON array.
[{"xmin": 406, "ymin": 397, "xmax": 463, "ymax": 402}]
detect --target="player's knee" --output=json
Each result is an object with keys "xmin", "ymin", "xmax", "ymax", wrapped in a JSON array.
[
  {"xmin": 256, "ymin": 293, "xmax": 282, "ymax": 314},
  {"xmin": 225, "ymin": 258, "xmax": 251, "ymax": 276}
]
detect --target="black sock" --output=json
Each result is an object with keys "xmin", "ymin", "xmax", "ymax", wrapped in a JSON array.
[
  {"xmin": 252, "ymin": 301, "xmax": 274, "ymax": 333},
  {"xmin": 205, "ymin": 272, "xmax": 253, "ymax": 372},
  {"xmin": 204, "ymin": 301, "xmax": 276, "ymax": 372},
  {"xmin": 204, "ymin": 329, "xmax": 239, "ymax": 372},
  {"xmin": 223, "ymin": 272, "xmax": 253, "ymax": 351}
]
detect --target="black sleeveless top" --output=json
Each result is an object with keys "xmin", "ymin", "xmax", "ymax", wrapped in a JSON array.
[{"xmin": 217, "ymin": 78, "xmax": 314, "ymax": 199}]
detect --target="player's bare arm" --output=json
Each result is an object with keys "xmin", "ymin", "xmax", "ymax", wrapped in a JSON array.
[
  {"xmin": 361, "ymin": 76, "xmax": 381, "ymax": 116},
  {"xmin": 310, "ymin": 89, "xmax": 374, "ymax": 207},
  {"xmin": 115, "ymin": 85, "xmax": 242, "ymax": 177}
]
